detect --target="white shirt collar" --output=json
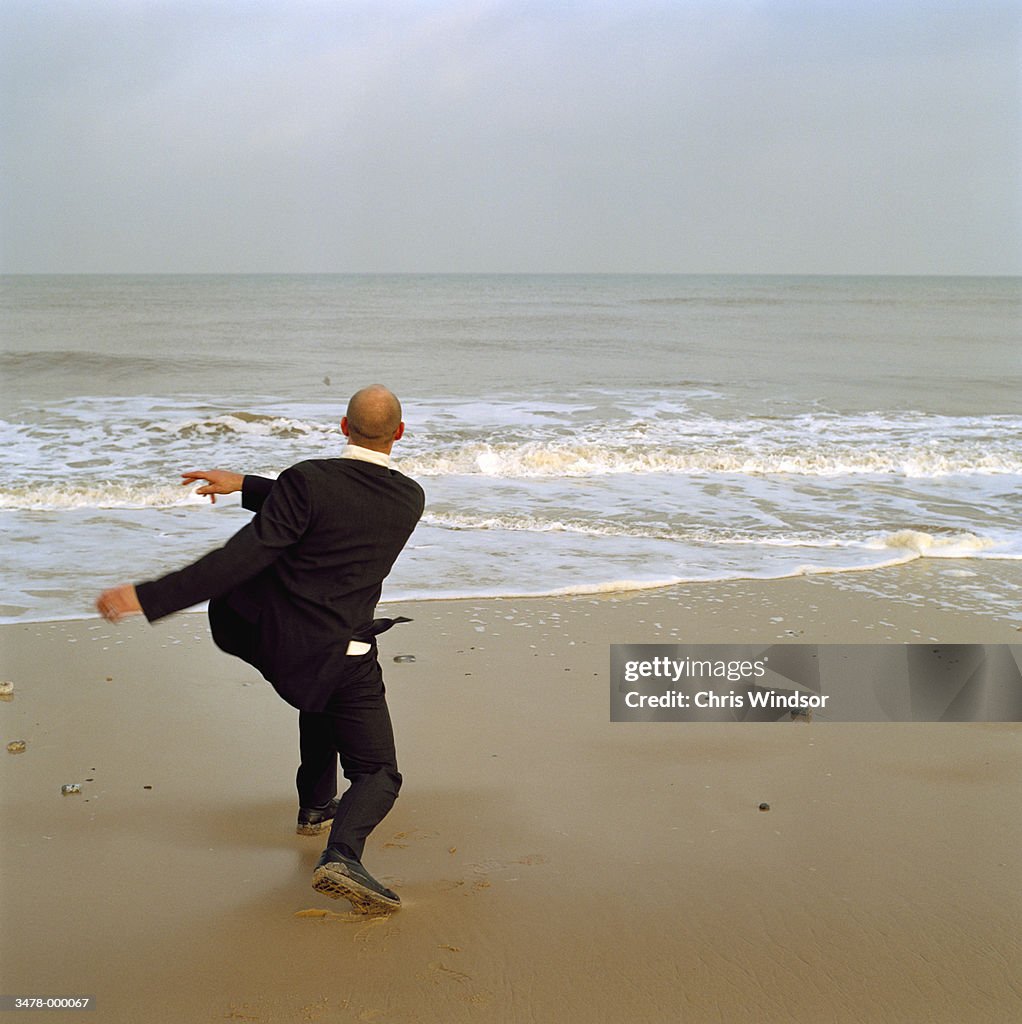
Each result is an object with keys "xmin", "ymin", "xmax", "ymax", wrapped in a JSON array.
[{"xmin": 340, "ymin": 443, "xmax": 391, "ymax": 468}]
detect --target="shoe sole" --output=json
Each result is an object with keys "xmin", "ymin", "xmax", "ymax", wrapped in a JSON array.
[
  {"xmin": 312, "ymin": 862, "xmax": 401, "ymax": 914},
  {"xmin": 296, "ymin": 819, "xmax": 333, "ymax": 836}
]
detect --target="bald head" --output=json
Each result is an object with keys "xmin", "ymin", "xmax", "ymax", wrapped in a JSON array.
[{"xmin": 342, "ymin": 385, "xmax": 405, "ymax": 452}]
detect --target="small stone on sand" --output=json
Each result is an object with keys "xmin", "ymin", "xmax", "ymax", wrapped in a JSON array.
[{"xmin": 7, "ymin": 740, "xmax": 26, "ymax": 754}]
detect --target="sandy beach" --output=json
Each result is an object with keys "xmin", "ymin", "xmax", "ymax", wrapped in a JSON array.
[{"xmin": 2, "ymin": 570, "xmax": 1020, "ymax": 1023}]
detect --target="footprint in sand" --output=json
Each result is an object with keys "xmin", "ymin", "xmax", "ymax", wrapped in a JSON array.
[
  {"xmin": 415, "ymin": 961, "xmax": 493, "ymax": 1007},
  {"xmin": 294, "ymin": 908, "xmax": 399, "ymax": 939},
  {"xmin": 436, "ymin": 853, "xmax": 549, "ymax": 896},
  {"xmin": 294, "ymin": 908, "xmax": 362, "ymax": 922},
  {"xmin": 434, "ymin": 877, "xmax": 490, "ymax": 897},
  {"xmin": 470, "ymin": 858, "xmax": 504, "ymax": 875},
  {"xmin": 436, "ymin": 879, "xmax": 466, "ymax": 893},
  {"xmin": 383, "ymin": 827, "xmax": 438, "ymax": 850},
  {"xmin": 424, "ymin": 961, "xmax": 472, "ymax": 985},
  {"xmin": 515, "ymin": 853, "xmax": 549, "ymax": 866},
  {"xmin": 473, "ymin": 854, "xmax": 549, "ymax": 873}
]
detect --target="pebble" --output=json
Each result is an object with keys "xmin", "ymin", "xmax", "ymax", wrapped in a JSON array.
[
  {"xmin": 758, "ymin": 802, "xmax": 771, "ymax": 812},
  {"xmin": 61, "ymin": 784, "xmax": 82, "ymax": 795},
  {"xmin": 0, "ymin": 681, "xmax": 13, "ymax": 701},
  {"xmin": 393, "ymin": 654, "xmax": 416, "ymax": 663},
  {"xmin": 6, "ymin": 740, "xmax": 26, "ymax": 754}
]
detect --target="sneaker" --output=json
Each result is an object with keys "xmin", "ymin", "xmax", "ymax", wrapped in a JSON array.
[
  {"xmin": 296, "ymin": 797, "xmax": 340, "ymax": 836},
  {"xmin": 312, "ymin": 847, "xmax": 401, "ymax": 913}
]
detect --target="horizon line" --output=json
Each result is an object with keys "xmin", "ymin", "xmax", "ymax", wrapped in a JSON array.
[{"xmin": 2, "ymin": 270, "xmax": 1019, "ymax": 280}]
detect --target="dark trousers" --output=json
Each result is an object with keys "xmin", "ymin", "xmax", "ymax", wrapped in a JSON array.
[
  {"xmin": 209, "ymin": 598, "xmax": 401, "ymax": 861},
  {"xmin": 295, "ymin": 646, "xmax": 402, "ymax": 861}
]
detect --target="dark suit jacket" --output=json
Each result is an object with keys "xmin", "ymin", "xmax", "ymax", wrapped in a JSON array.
[{"xmin": 135, "ymin": 457, "xmax": 425, "ymax": 710}]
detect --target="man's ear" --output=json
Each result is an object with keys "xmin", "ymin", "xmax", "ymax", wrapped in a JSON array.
[
  {"xmin": 393, "ymin": 421, "xmax": 405, "ymax": 441},
  {"xmin": 340, "ymin": 416, "xmax": 350, "ymax": 437}
]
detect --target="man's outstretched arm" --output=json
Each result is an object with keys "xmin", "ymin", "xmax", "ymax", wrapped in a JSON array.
[
  {"xmin": 181, "ymin": 469, "xmax": 244, "ymax": 503},
  {"xmin": 94, "ymin": 470, "xmax": 243, "ymax": 621},
  {"xmin": 97, "ymin": 466, "xmax": 309, "ymax": 624},
  {"xmin": 182, "ymin": 468, "xmax": 276, "ymax": 512}
]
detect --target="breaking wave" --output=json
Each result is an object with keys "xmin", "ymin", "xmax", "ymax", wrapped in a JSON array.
[{"xmin": 403, "ymin": 442, "xmax": 1021, "ymax": 478}]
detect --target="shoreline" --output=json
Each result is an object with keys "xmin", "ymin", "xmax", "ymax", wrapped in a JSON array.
[
  {"xmin": 5, "ymin": 556, "xmax": 1022, "ymax": 637},
  {"xmin": 2, "ymin": 576, "xmax": 1020, "ymax": 1022}
]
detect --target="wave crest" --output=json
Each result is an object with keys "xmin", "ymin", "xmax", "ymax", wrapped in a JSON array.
[
  {"xmin": 879, "ymin": 530, "xmax": 995, "ymax": 557},
  {"xmin": 162, "ymin": 413, "xmax": 336, "ymax": 440},
  {"xmin": 403, "ymin": 442, "xmax": 1021, "ymax": 478},
  {"xmin": 0, "ymin": 483, "xmax": 211, "ymax": 511}
]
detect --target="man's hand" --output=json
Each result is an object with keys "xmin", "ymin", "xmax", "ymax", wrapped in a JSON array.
[
  {"xmin": 181, "ymin": 469, "xmax": 245, "ymax": 503},
  {"xmin": 96, "ymin": 585, "xmax": 143, "ymax": 623}
]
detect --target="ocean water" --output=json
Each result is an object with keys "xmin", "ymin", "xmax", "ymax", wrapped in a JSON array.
[{"xmin": 1, "ymin": 274, "xmax": 1019, "ymax": 624}]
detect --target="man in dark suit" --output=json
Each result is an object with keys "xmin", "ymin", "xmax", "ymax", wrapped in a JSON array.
[{"xmin": 96, "ymin": 384, "xmax": 425, "ymax": 913}]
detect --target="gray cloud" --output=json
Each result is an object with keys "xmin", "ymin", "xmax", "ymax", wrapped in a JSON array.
[{"xmin": 2, "ymin": 0, "xmax": 1019, "ymax": 273}]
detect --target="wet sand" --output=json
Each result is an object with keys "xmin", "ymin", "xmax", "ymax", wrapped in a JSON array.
[{"xmin": 1, "ymin": 572, "xmax": 1020, "ymax": 1022}]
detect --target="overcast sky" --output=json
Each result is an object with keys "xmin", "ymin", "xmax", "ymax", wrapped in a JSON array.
[{"xmin": 1, "ymin": 0, "xmax": 1019, "ymax": 275}]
